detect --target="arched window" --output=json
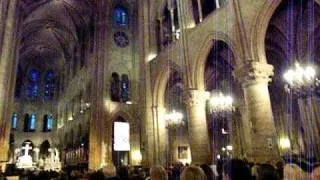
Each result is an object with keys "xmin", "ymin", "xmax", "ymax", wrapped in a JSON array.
[
  {"xmin": 110, "ymin": 73, "xmax": 121, "ymax": 102},
  {"xmin": 11, "ymin": 113, "xmax": 17, "ymax": 130},
  {"xmin": 44, "ymin": 71, "xmax": 55, "ymax": 100},
  {"xmin": 113, "ymin": 5, "xmax": 129, "ymax": 26},
  {"xmin": 121, "ymin": 74, "xmax": 130, "ymax": 102},
  {"xmin": 29, "ymin": 113, "xmax": 36, "ymax": 131},
  {"xmin": 25, "ymin": 69, "xmax": 40, "ymax": 100},
  {"xmin": 43, "ymin": 114, "xmax": 53, "ymax": 132},
  {"xmin": 24, "ymin": 114, "xmax": 30, "ymax": 132}
]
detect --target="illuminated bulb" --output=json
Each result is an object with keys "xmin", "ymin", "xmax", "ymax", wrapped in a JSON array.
[
  {"xmin": 226, "ymin": 145, "xmax": 233, "ymax": 151},
  {"xmin": 279, "ymin": 138, "xmax": 291, "ymax": 149},
  {"xmin": 222, "ymin": 147, "xmax": 226, "ymax": 152}
]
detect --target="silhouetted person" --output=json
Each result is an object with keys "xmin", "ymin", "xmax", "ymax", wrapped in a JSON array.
[
  {"xmin": 222, "ymin": 159, "xmax": 251, "ymax": 180},
  {"xmin": 200, "ymin": 164, "xmax": 215, "ymax": 180},
  {"xmin": 256, "ymin": 164, "xmax": 280, "ymax": 180},
  {"xmin": 180, "ymin": 165, "xmax": 206, "ymax": 180}
]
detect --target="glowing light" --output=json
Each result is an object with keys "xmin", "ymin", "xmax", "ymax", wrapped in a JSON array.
[
  {"xmin": 222, "ymin": 147, "xmax": 226, "ymax": 152},
  {"xmin": 217, "ymin": 154, "xmax": 221, "ymax": 159},
  {"xmin": 147, "ymin": 53, "xmax": 157, "ymax": 62},
  {"xmin": 165, "ymin": 110, "xmax": 184, "ymax": 129},
  {"xmin": 279, "ymin": 138, "xmax": 291, "ymax": 149},
  {"xmin": 284, "ymin": 62, "xmax": 317, "ymax": 94},
  {"xmin": 114, "ymin": 122, "xmax": 130, "ymax": 151},
  {"xmin": 226, "ymin": 145, "xmax": 233, "ymax": 151},
  {"xmin": 209, "ymin": 92, "xmax": 234, "ymax": 115},
  {"xmin": 132, "ymin": 150, "xmax": 142, "ymax": 162}
]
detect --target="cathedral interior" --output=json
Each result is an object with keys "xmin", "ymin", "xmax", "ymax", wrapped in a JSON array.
[{"xmin": 1, "ymin": 0, "xmax": 320, "ymax": 176}]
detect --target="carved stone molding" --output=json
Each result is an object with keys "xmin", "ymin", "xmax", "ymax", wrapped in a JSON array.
[
  {"xmin": 233, "ymin": 61, "xmax": 274, "ymax": 87},
  {"xmin": 183, "ymin": 90, "xmax": 210, "ymax": 108}
]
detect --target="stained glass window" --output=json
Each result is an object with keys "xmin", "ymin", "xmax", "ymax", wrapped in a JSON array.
[
  {"xmin": 25, "ymin": 69, "xmax": 39, "ymax": 100},
  {"xmin": 44, "ymin": 71, "xmax": 55, "ymax": 100},
  {"xmin": 29, "ymin": 113, "xmax": 36, "ymax": 131},
  {"xmin": 11, "ymin": 113, "xmax": 17, "ymax": 130},
  {"xmin": 121, "ymin": 74, "xmax": 129, "ymax": 102},
  {"xmin": 43, "ymin": 114, "xmax": 53, "ymax": 132},
  {"xmin": 113, "ymin": 6, "xmax": 128, "ymax": 26}
]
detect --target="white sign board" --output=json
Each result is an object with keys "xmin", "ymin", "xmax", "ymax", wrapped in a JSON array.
[{"xmin": 114, "ymin": 122, "xmax": 130, "ymax": 151}]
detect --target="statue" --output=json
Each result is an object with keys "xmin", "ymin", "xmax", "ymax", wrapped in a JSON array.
[
  {"xmin": 16, "ymin": 142, "xmax": 34, "ymax": 169},
  {"xmin": 54, "ymin": 148, "xmax": 60, "ymax": 163}
]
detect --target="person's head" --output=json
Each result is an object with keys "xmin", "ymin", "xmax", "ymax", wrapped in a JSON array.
[
  {"xmin": 180, "ymin": 165, "xmax": 206, "ymax": 180},
  {"xmin": 117, "ymin": 166, "xmax": 129, "ymax": 179},
  {"xmin": 150, "ymin": 165, "xmax": 167, "ymax": 180},
  {"xmin": 283, "ymin": 164, "xmax": 306, "ymax": 180},
  {"xmin": 200, "ymin": 164, "xmax": 215, "ymax": 180},
  {"xmin": 222, "ymin": 159, "xmax": 251, "ymax": 180},
  {"xmin": 256, "ymin": 164, "xmax": 280, "ymax": 180},
  {"xmin": 101, "ymin": 164, "xmax": 117, "ymax": 178}
]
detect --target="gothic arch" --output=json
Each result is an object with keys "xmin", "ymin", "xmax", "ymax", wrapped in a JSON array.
[
  {"xmin": 250, "ymin": 0, "xmax": 282, "ymax": 64},
  {"xmin": 192, "ymin": 32, "xmax": 239, "ymax": 91},
  {"xmin": 153, "ymin": 60, "xmax": 184, "ymax": 108}
]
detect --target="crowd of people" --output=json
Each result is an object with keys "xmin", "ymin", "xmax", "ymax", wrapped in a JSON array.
[{"xmin": 1, "ymin": 157, "xmax": 320, "ymax": 180}]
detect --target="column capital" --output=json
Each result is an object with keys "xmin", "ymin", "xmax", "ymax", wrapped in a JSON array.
[
  {"xmin": 233, "ymin": 62, "xmax": 274, "ymax": 87},
  {"xmin": 184, "ymin": 90, "xmax": 210, "ymax": 107}
]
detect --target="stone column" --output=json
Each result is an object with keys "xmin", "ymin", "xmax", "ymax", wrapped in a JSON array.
[
  {"xmin": 234, "ymin": 62, "xmax": 280, "ymax": 163},
  {"xmin": 0, "ymin": 0, "xmax": 19, "ymax": 170},
  {"xmin": 158, "ymin": 16, "xmax": 165, "ymax": 50},
  {"xmin": 184, "ymin": 90, "xmax": 211, "ymax": 164},
  {"xmin": 151, "ymin": 106, "xmax": 168, "ymax": 166},
  {"xmin": 298, "ymin": 98, "xmax": 320, "ymax": 158},
  {"xmin": 196, "ymin": 0, "xmax": 203, "ymax": 22}
]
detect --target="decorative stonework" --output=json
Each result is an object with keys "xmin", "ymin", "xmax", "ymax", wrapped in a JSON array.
[
  {"xmin": 233, "ymin": 61, "xmax": 274, "ymax": 87},
  {"xmin": 183, "ymin": 90, "xmax": 210, "ymax": 108}
]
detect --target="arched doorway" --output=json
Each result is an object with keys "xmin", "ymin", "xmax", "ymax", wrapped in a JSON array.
[
  {"xmin": 112, "ymin": 116, "xmax": 130, "ymax": 167},
  {"xmin": 203, "ymin": 40, "xmax": 243, "ymax": 163},
  {"xmin": 39, "ymin": 140, "xmax": 50, "ymax": 160}
]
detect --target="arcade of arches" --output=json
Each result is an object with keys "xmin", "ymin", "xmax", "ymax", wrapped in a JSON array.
[{"xmin": 0, "ymin": 0, "xmax": 320, "ymax": 171}]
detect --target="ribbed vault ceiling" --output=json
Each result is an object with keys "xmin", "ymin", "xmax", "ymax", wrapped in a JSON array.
[{"xmin": 18, "ymin": 0, "xmax": 94, "ymax": 71}]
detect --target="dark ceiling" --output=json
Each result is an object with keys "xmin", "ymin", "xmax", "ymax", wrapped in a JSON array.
[{"xmin": 18, "ymin": 0, "xmax": 94, "ymax": 72}]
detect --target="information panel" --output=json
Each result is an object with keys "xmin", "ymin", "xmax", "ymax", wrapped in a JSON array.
[{"xmin": 114, "ymin": 122, "xmax": 130, "ymax": 151}]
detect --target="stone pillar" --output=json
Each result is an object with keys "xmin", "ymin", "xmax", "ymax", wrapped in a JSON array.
[
  {"xmin": 234, "ymin": 62, "xmax": 280, "ymax": 163},
  {"xmin": 298, "ymin": 98, "xmax": 320, "ymax": 158},
  {"xmin": 0, "ymin": 0, "xmax": 19, "ymax": 170},
  {"xmin": 196, "ymin": 0, "xmax": 203, "ymax": 22},
  {"xmin": 151, "ymin": 106, "xmax": 168, "ymax": 166},
  {"xmin": 158, "ymin": 16, "xmax": 165, "ymax": 50},
  {"xmin": 184, "ymin": 90, "xmax": 211, "ymax": 164}
]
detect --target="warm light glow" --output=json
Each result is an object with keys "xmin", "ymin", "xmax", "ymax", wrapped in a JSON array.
[
  {"xmin": 222, "ymin": 147, "xmax": 226, "ymax": 151},
  {"xmin": 132, "ymin": 150, "xmax": 142, "ymax": 162},
  {"xmin": 165, "ymin": 110, "xmax": 184, "ymax": 129},
  {"xmin": 126, "ymin": 101, "xmax": 133, "ymax": 105},
  {"xmin": 209, "ymin": 92, "xmax": 234, "ymax": 115},
  {"xmin": 283, "ymin": 62, "xmax": 317, "ymax": 92},
  {"xmin": 147, "ymin": 53, "xmax": 157, "ymax": 62},
  {"xmin": 279, "ymin": 138, "xmax": 291, "ymax": 149},
  {"xmin": 221, "ymin": 128, "xmax": 229, "ymax": 135},
  {"xmin": 226, "ymin": 145, "xmax": 233, "ymax": 151}
]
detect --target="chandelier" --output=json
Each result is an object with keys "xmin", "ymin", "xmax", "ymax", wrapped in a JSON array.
[
  {"xmin": 165, "ymin": 110, "xmax": 184, "ymax": 129},
  {"xmin": 208, "ymin": 92, "xmax": 234, "ymax": 116},
  {"xmin": 283, "ymin": 62, "xmax": 318, "ymax": 96},
  {"xmin": 80, "ymin": 99, "xmax": 91, "ymax": 114}
]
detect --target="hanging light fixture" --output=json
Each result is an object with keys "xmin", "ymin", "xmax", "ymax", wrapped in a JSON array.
[
  {"xmin": 208, "ymin": 92, "xmax": 234, "ymax": 116},
  {"xmin": 283, "ymin": 61, "xmax": 318, "ymax": 96},
  {"xmin": 165, "ymin": 110, "xmax": 184, "ymax": 129}
]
